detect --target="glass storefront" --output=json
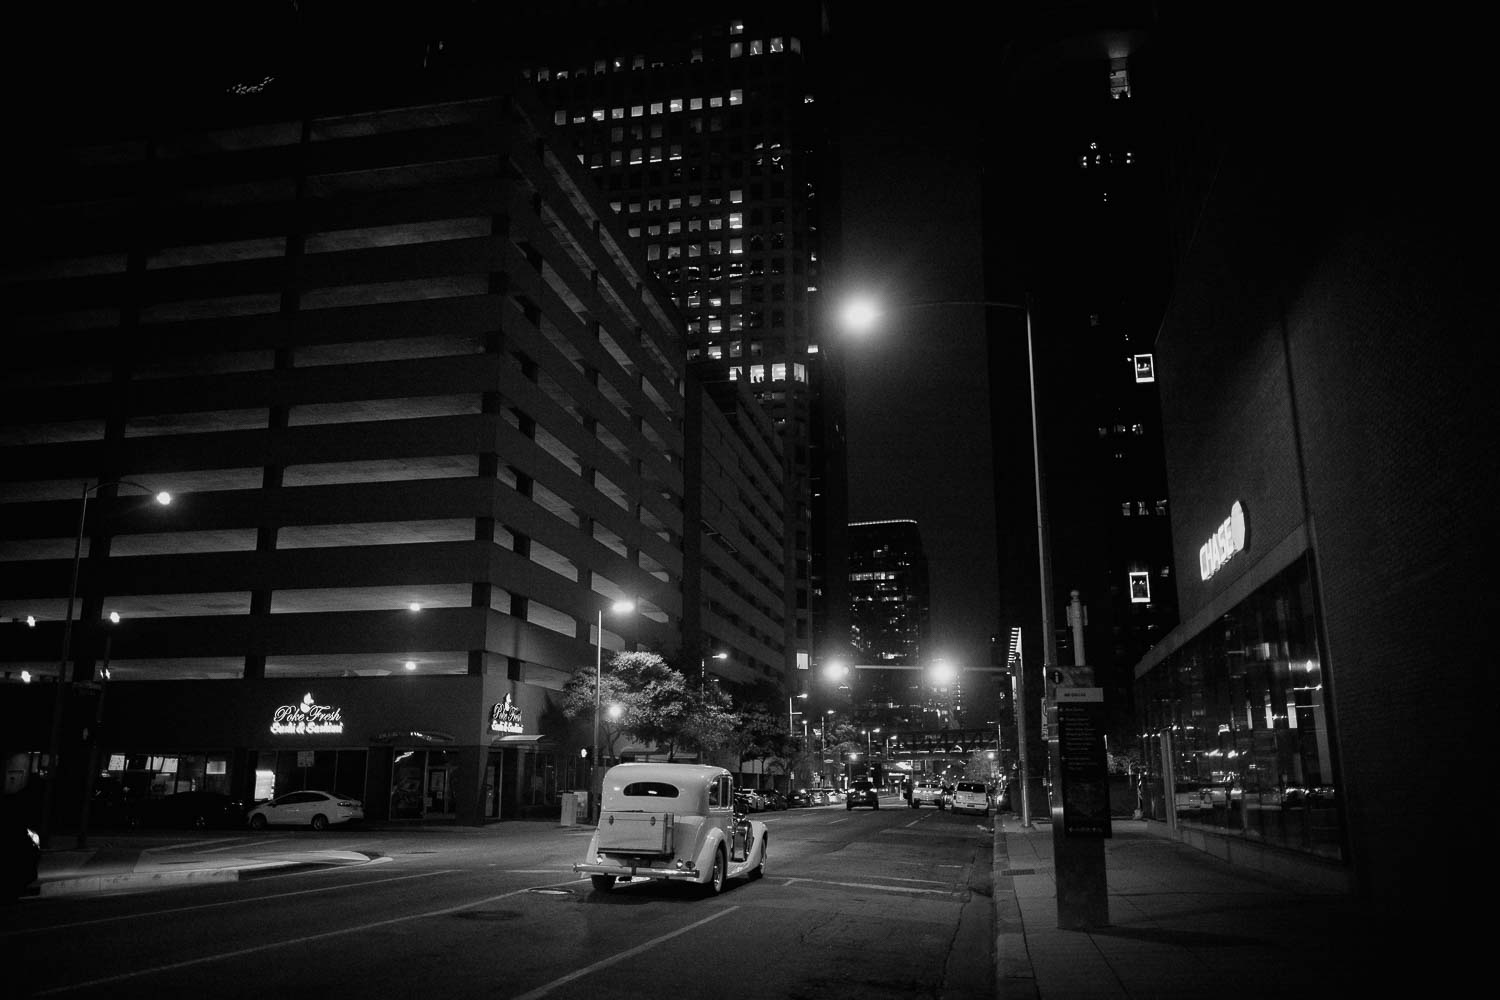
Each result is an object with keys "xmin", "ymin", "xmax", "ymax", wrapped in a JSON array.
[
  {"xmin": 1137, "ymin": 553, "xmax": 1345, "ymax": 861},
  {"xmin": 253, "ymin": 748, "xmax": 368, "ymax": 803}
]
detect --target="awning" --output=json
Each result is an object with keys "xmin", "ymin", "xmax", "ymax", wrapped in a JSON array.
[
  {"xmin": 371, "ymin": 730, "xmax": 456, "ymax": 745},
  {"xmin": 489, "ymin": 734, "xmax": 560, "ymax": 751}
]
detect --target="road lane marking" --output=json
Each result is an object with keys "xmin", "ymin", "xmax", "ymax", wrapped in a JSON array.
[
  {"xmin": 32, "ymin": 882, "xmax": 566, "ymax": 996},
  {"xmin": 781, "ymin": 877, "xmax": 956, "ymax": 896},
  {"xmin": 6, "ymin": 869, "xmax": 461, "ymax": 937},
  {"xmin": 509, "ymin": 907, "xmax": 740, "ymax": 1000}
]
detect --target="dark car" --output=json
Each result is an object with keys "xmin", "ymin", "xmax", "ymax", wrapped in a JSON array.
[
  {"xmin": 132, "ymin": 791, "xmax": 248, "ymax": 830},
  {"xmin": 759, "ymin": 789, "xmax": 788, "ymax": 811},
  {"xmin": 845, "ymin": 779, "xmax": 880, "ymax": 810},
  {"xmin": 784, "ymin": 788, "xmax": 810, "ymax": 808},
  {"xmin": 1, "ymin": 799, "xmax": 41, "ymax": 899}
]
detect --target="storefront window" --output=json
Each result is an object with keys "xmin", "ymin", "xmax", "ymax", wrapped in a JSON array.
[{"xmin": 1137, "ymin": 554, "xmax": 1344, "ymax": 860}]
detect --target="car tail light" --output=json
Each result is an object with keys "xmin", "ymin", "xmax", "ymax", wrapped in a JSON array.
[{"xmin": 337, "ymin": 800, "xmax": 360, "ymax": 807}]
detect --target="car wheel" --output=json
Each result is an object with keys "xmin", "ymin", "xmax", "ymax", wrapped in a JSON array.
[
  {"xmin": 311, "ymin": 814, "xmax": 329, "ymax": 831},
  {"xmin": 705, "ymin": 846, "xmax": 727, "ymax": 895},
  {"xmin": 249, "ymin": 814, "xmax": 268, "ymax": 830},
  {"xmin": 750, "ymin": 835, "xmax": 767, "ymax": 880},
  {"xmin": 591, "ymin": 874, "xmax": 616, "ymax": 893}
]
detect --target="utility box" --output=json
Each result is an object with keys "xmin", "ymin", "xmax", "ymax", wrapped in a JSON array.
[{"xmin": 560, "ymin": 790, "xmax": 589, "ymax": 827}]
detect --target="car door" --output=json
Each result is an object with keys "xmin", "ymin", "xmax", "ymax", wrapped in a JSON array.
[{"xmin": 277, "ymin": 791, "xmax": 316, "ymax": 825}]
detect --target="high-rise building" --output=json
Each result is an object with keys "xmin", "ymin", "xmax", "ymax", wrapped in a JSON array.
[
  {"xmin": 984, "ymin": 3, "xmax": 1177, "ymax": 758},
  {"xmin": 0, "ymin": 18, "xmax": 791, "ymax": 829},
  {"xmin": 501, "ymin": 0, "xmax": 849, "ymax": 692},
  {"xmin": 846, "ymin": 519, "xmax": 930, "ymax": 728}
]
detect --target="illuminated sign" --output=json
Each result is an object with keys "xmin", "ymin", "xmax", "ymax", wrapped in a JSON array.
[
  {"xmin": 490, "ymin": 693, "xmax": 523, "ymax": 734},
  {"xmin": 271, "ymin": 692, "xmax": 345, "ymax": 735},
  {"xmin": 1128, "ymin": 571, "xmax": 1151, "ymax": 603},
  {"xmin": 1133, "ymin": 354, "xmax": 1155, "ymax": 383},
  {"xmin": 1199, "ymin": 501, "xmax": 1247, "ymax": 581}
]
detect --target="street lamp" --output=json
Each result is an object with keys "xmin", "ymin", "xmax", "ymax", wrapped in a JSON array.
[
  {"xmin": 592, "ymin": 599, "xmax": 636, "ymax": 816},
  {"xmin": 701, "ymin": 650, "xmax": 728, "ymax": 695},
  {"xmin": 40, "ymin": 480, "xmax": 171, "ymax": 848},
  {"xmin": 841, "ymin": 294, "xmax": 1053, "ymax": 809},
  {"xmin": 788, "ymin": 691, "xmax": 808, "ymax": 735}
]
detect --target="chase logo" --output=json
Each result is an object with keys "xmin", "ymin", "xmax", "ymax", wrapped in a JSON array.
[{"xmin": 1199, "ymin": 501, "xmax": 1246, "ymax": 581}]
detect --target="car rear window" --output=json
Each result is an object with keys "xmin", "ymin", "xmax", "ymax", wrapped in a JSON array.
[
  {"xmin": 622, "ymin": 782, "xmax": 680, "ymax": 798},
  {"xmin": 957, "ymin": 782, "xmax": 986, "ymax": 793}
]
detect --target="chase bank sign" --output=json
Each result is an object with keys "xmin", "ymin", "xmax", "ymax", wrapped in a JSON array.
[{"xmin": 1199, "ymin": 501, "xmax": 1247, "ymax": 581}]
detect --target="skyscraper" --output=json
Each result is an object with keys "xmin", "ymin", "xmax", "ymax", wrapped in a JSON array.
[
  {"xmin": 847, "ymin": 519, "xmax": 930, "ymax": 727},
  {"xmin": 501, "ymin": 0, "xmax": 849, "ymax": 693},
  {"xmin": 984, "ymin": 3, "xmax": 1177, "ymax": 756}
]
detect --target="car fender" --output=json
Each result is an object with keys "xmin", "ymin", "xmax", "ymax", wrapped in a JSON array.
[
  {"xmin": 694, "ymin": 824, "xmax": 730, "ymax": 882},
  {"xmin": 724, "ymin": 819, "xmax": 768, "ymax": 880}
]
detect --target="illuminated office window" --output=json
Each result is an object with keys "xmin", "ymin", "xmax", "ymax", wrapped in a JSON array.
[
  {"xmin": 729, "ymin": 89, "xmax": 743, "ymax": 106},
  {"xmin": 592, "ymin": 108, "xmax": 605, "ymax": 122},
  {"xmin": 650, "ymin": 102, "xmax": 664, "ymax": 115},
  {"xmin": 750, "ymin": 40, "xmax": 763, "ymax": 56},
  {"xmin": 749, "ymin": 365, "xmax": 765, "ymax": 383},
  {"xmin": 772, "ymin": 363, "xmax": 787, "ymax": 381},
  {"xmin": 631, "ymin": 105, "xmax": 644, "ymax": 117},
  {"xmin": 771, "ymin": 37, "xmax": 784, "ymax": 53},
  {"xmin": 730, "ymin": 42, "xmax": 743, "ymax": 58},
  {"xmin": 730, "ymin": 20, "xmax": 743, "ymax": 35},
  {"xmin": 794, "ymin": 363, "xmax": 807, "ymax": 382},
  {"xmin": 670, "ymin": 98, "xmax": 684, "ymax": 112}
]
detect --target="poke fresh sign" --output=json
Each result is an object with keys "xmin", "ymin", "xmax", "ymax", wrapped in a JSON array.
[
  {"xmin": 490, "ymin": 693, "xmax": 523, "ymax": 734},
  {"xmin": 271, "ymin": 692, "xmax": 345, "ymax": 736},
  {"xmin": 1199, "ymin": 501, "xmax": 1247, "ymax": 581}
]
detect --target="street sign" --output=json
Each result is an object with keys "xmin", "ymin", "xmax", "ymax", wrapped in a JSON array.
[{"xmin": 1057, "ymin": 687, "xmax": 1111, "ymax": 838}]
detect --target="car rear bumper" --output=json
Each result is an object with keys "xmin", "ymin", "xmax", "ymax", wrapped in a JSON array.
[{"xmin": 574, "ymin": 861, "xmax": 700, "ymax": 882}]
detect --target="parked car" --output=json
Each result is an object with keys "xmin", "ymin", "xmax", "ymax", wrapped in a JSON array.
[
  {"xmin": 845, "ymin": 779, "xmax": 880, "ymax": 810},
  {"xmin": 247, "ymin": 790, "xmax": 364, "ymax": 831},
  {"xmin": 1, "ymin": 799, "xmax": 40, "ymax": 899},
  {"xmin": 759, "ymin": 789, "xmax": 788, "ymax": 811},
  {"xmin": 733, "ymin": 788, "xmax": 764, "ymax": 813},
  {"xmin": 909, "ymin": 780, "xmax": 946, "ymax": 810},
  {"xmin": 133, "ymin": 791, "xmax": 248, "ymax": 830},
  {"xmin": 785, "ymin": 788, "xmax": 810, "ymax": 808},
  {"xmin": 575, "ymin": 763, "xmax": 768, "ymax": 895},
  {"xmin": 949, "ymin": 780, "xmax": 990, "ymax": 816}
]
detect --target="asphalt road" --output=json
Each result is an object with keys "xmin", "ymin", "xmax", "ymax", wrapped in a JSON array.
[{"xmin": 5, "ymin": 799, "xmax": 995, "ymax": 999}]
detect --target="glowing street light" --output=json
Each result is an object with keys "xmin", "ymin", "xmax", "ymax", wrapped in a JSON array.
[
  {"xmin": 591, "ymin": 599, "xmax": 636, "ymax": 816},
  {"xmin": 788, "ymin": 691, "xmax": 809, "ymax": 735}
]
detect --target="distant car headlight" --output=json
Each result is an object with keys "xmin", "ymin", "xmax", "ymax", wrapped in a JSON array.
[{"xmin": 25, "ymin": 828, "xmax": 40, "ymax": 849}]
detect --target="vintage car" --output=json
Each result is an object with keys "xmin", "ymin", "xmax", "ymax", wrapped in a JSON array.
[{"xmin": 575, "ymin": 763, "xmax": 769, "ymax": 895}]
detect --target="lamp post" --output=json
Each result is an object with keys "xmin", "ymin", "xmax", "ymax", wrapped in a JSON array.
[
  {"xmin": 788, "ymin": 691, "xmax": 808, "ymax": 735},
  {"xmin": 592, "ymin": 599, "xmax": 636, "ymax": 819},
  {"xmin": 701, "ymin": 650, "xmax": 728, "ymax": 695},
  {"xmin": 75, "ymin": 611, "xmax": 119, "ymax": 849},
  {"xmin": 40, "ymin": 480, "xmax": 171, "ymax": 848}
]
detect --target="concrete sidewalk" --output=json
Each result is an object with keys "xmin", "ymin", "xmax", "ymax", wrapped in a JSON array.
[{"xmin": 990, "ymin": 815, "xmax": 1409, "ymax": 999}]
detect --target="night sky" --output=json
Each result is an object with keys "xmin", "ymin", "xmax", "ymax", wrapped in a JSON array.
[{"xmin": 832, "ymin": 14, "xmax": 999, "ymax": 675}]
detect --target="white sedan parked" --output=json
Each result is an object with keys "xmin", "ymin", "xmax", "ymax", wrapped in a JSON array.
[{"xmin": 248, "ymin": 790, "xmax": 364, "ymax": 831}]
